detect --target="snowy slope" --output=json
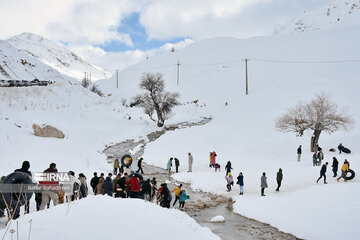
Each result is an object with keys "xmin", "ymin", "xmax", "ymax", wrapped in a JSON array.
[
  {"xmin": 97, "ymin": 26, "xmax": 360, "ymax": 240},
  {"xmin": 0, "ymin": 196, "xmax": 219, "ymax": 240},
  {"xmin": 0, "ymin": 40, "xmax": 67, "ymax": 81},
  {"xmin": 6, "ymin": 33, "xmax": 110, "ymax": 81},
  {"xmin": 276, "ymin": 0, "xmax": 360, "ymax": 34}
]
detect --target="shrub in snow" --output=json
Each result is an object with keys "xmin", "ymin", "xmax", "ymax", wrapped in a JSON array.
[
  {"xmin": 276, "ymin": 93, "xmax": 354, "ymax": 151},
  {"xmin": 130, "ymin": 72, "xmax": 180, "ymax": 127},
  {"xmin": 90, "ymin": 84, "xmax": 104, "ymax": 97},
  {"xmin": 211, "ymin": 215, "xmax": 225, "ymax": 223},
  {"xmin": 81, "ymin": 77, "xmax": 91, "ymax": 88}
]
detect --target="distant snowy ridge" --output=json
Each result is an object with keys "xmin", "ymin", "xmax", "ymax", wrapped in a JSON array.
[
  {"xmin": 0, "ymin": 39, "xmax": 67, "ymax": 81},
  {"xmin": 276, "ymin": 0, "xmax": 360, "ymax": 34},
  {"xmin": 6, "ymin": 32, "xmax": 110, "ymax": 81}
]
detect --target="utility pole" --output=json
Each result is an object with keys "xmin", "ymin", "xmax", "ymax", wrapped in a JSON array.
[
  {"xmin": 245, "ymin": 58, "xmax": 248, "ymax": 95},
  {"xmin": 116, "ymin": 70, "xmax": 119, "ymax": 89},
  {"xmin": 176, "ymin": 60, "xmax": 180, "ymax": 86}
]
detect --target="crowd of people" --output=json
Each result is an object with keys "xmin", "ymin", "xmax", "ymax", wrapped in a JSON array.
[{"xmin": 0, "ymin": 143, "xmax": 353, "ymax": 221}]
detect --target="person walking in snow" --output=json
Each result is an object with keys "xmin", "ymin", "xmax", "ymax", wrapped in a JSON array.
[
  {"xmin": 167, "ymin": 158, "xmax": 173, "ymax": 173},
  {"xmin": 126, "ymin": 174, "xmax": 140, "ymax": 198},
  {"xmin": 317, "ymin": 149, "xmax": 324, "ymax": 166},
  {"xmin": 142, "ymin": 179, "xmax": 152, "ymax": 201},
  {"xmin": 332, "ymin": 157, "xmax": 339, "ymax": 177},
  {"xmin": 261, "ymin": 172, "xmax": 268, "ymax": 196},
  {"xmin": 337, "ymin": 160, "xmax": 349, "ymax": 182},
  {"xmin": 275, "ymin": 168, "xmax": 283, "ymax": 191},
  {"xmin": 312, "ymin": 151, "xmax": 318, "ymax": 166},
  {"xmin": 151, "ymin": 177, "xmax": 158, "ymax": 200},
  {"xmin": 210, "ymin": 151, "xmax": 217, "ymax": 167},
  {"xmin": 225, "ymin": 172, "xmax": 234, "ymax": 191},
  {"xmin": 113, "ymin": 159, "xmax": 120, "ymax": 175},
  {"xmin": 338, "ymin": 143, "xmax": 343, "ymax": 154},
  {"xmin": 188, "ymin": 153, "xmax": 193, "ymax": 172},
  {"xmin": 160, "ymin": 183, "xmax": 171, "ymax": 208},
  {"xmin": 297, "ymin": 145, "xmax": 302, "ymax": 162},
  {"xmin": 225, "ymin": 161, "xmax": 232, "ymax": 176},
  {"xmin": 102, "ymin": 176, "xmax": 114, "ymax": 196},
  {"xmin": 39, "ymin": 163, "xmax": 59, "ymax": 210},
  {"xmin": 95, "ymin": 178, "xmax": 104, "ymax": 195},
  {"xmin": 316, "ymin": 162, "xmax": 328, "ymax": 184},
  {"xmin": 237, "ymin": 172, "xmax": 244, "ymax": 195},
  {"xmin": 172, "ymin": 184, "xmax": 183, "ymax": 206},
  {"xmin": 14, "ymin": 161, "xmax": 32, "ymax": 214},
  {"xmin": 78, "ymin": 173, "xmax": 88, "ymax": 199},
  {"xmin": 179, "ymin": 190, "xmax": 190, "ymax": 209},
  {"xmin": 68, "ymin": 171, "xmax": 81, "ymax": 201},
  {"xmin": 136, "ymin": 157, "xmax": 144, "ymax": 174},
  {"xmin": 174, "ymin": 158, "xmax": 180, "ymax": 173}
]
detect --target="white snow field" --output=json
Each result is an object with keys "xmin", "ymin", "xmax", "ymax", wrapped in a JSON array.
[
  {"xmin": 0, "ymin": 196, "xmax": 219, "ymax": 240},
  {"xmin": 103, "ymin": 26, "xmax": 359, "ymax": 240}
]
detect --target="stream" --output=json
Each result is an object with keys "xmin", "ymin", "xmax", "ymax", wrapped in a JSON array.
[{"xmin": 103, "ymin": 119, "xmax": 300, "ymax": 240}]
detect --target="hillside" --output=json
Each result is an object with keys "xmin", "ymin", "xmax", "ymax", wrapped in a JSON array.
[
  {"xmin": 0, "ymin": 40, "xmax": 67, "ymax": 81},
  {"xmin": 6, "ymin": 33, "xmax": 110, "ymax": 81},
  {"xmin": 276, "ymin": 0, "xmax": 360, "ymax": 34},
  {"xmin": 98, "ymin": 25, "xmax": 360, "ymax": 240}
]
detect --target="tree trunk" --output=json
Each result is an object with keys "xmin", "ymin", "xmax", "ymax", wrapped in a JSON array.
[{"xmin": 310, "ymin": 129, "xmax": 321, "ymax": 152}]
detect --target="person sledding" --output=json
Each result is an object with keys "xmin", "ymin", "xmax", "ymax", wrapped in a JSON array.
[{"xmin": 337, "ymin": 160, "xmax": 350, "ymax": 182}]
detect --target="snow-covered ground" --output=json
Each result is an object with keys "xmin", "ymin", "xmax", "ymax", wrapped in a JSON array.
[
  {"xmin": 0, "ymin": 196, "xmax": 219, "ymax": 240},
  {"xmin": 1, "ymin": 3, "xmax": 360, "ymax": 239}
]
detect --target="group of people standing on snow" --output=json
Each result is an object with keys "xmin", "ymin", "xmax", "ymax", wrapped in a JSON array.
[
  {"xmin": 0, "ymin": 161, "xmax": 89, "ymax": 220},
  {"xmin": 165, "ymin": 153, "xmax": 193, "ymax": 173}
]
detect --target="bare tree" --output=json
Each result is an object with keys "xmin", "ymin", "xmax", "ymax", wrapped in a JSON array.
[
  {"xmin": 130, "ymin": 72, "xmax": 180, "ymax": 127},
  {"xmin": 276, "ymin": 93, "xmax": 354, "ymax": 151}
]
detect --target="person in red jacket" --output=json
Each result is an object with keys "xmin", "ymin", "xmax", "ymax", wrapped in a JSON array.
[{"xmin": 126, "ymin": 175, "xmax": 140, "ymax": 198}]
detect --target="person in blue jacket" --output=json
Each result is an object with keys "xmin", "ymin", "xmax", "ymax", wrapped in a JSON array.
[
  {"xmin": 297, "ymin": 145, "xmax": 302, "ymax": 161},
  {"xmin": 237, "ymin": 172, "xmax": 244, "ymax": 195},
  {"xmin": 179, "ymin": 190, "xmax": 190, "ymax": 209},
  {"xmin": 102, "ymin": 176, "xmax": 114, "ymax": 196}
]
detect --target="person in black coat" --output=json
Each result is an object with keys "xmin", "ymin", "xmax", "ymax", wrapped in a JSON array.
[
  {"xmin": 90, "ymin": 172, "xmax": 100, "ymax": 193},
  {"xmin": 102, "ymin": 177, "xmax": 114, "ymax": 196},
  {"xmin": 136, "ymin": 158, "xmax": 144, "ymax": 174},
  {"xmin": 225, "ymin": 161, "xmax": 232, "ymax": 176},
  {"xmin": 317, "ymin": 162, "xmax": 328, "ymax": 184},
  {"xmin": 14, "ymin": 161, "xmax": 32, "ymax": 214},
  {"xmin": 174, "ymin": 158, "xmax": 180, "ymax": 173},
  {"xmin": 160, "ymin": 183, "xmax": 171, "ymax": 208},
  {"xmin": 275, "ymin": 168, "xmax": 283, "ymax": 191},
  {"xmin": 332, "ymin": 157, "xmax": 339, "ymax": 177},
  {"xmin": 142, "ymin": 179, "xmax": 152, "ymax": 201}
]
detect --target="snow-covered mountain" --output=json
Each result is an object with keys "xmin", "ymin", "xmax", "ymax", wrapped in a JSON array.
[
  {"xmin": 6, "ymin": 32, "xmax": 110, "ymax": 81},
  {"xmin": 0, "ymin": 39, "xmax": 67, "ymax": 81},
  {"xmin": 276, "ymin": 0, "xmax": 360, "ymax": 34}
]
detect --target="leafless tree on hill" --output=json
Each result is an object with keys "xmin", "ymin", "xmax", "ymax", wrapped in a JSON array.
[{"xmin": 276, "ymin": 93, "xmax": 354, "ymax": 151}]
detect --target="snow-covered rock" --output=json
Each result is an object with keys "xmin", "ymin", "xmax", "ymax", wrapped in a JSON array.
[{"xmin": 210, "ymin": 215, "xmax": 225, "ymax": 223}]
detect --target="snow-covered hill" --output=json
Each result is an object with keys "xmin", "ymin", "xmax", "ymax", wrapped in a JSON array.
[
  {"xmin": 276, "ymin": 0, "xmax": 360, "ymax": 34},
  {"xmin": 6, "ymin": 33, "xmax": 110, "ymax": 81},
  {"xmin": 0, "ymin": 40, "xmax": 67, "ymax": 81}
]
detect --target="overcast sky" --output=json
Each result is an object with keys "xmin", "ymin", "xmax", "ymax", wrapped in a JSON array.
[{"xmin": 0, "ymin": 0, "xmax": 331, "ymax": 71}]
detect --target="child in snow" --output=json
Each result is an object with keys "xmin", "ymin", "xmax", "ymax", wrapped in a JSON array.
[
  {"xmin": 225, "ymin": 172, "xmax": 234, "ymax": 191},
  {"xmin": 179, "ymin": 190, "xmax": 190, "ymax": 209}
]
